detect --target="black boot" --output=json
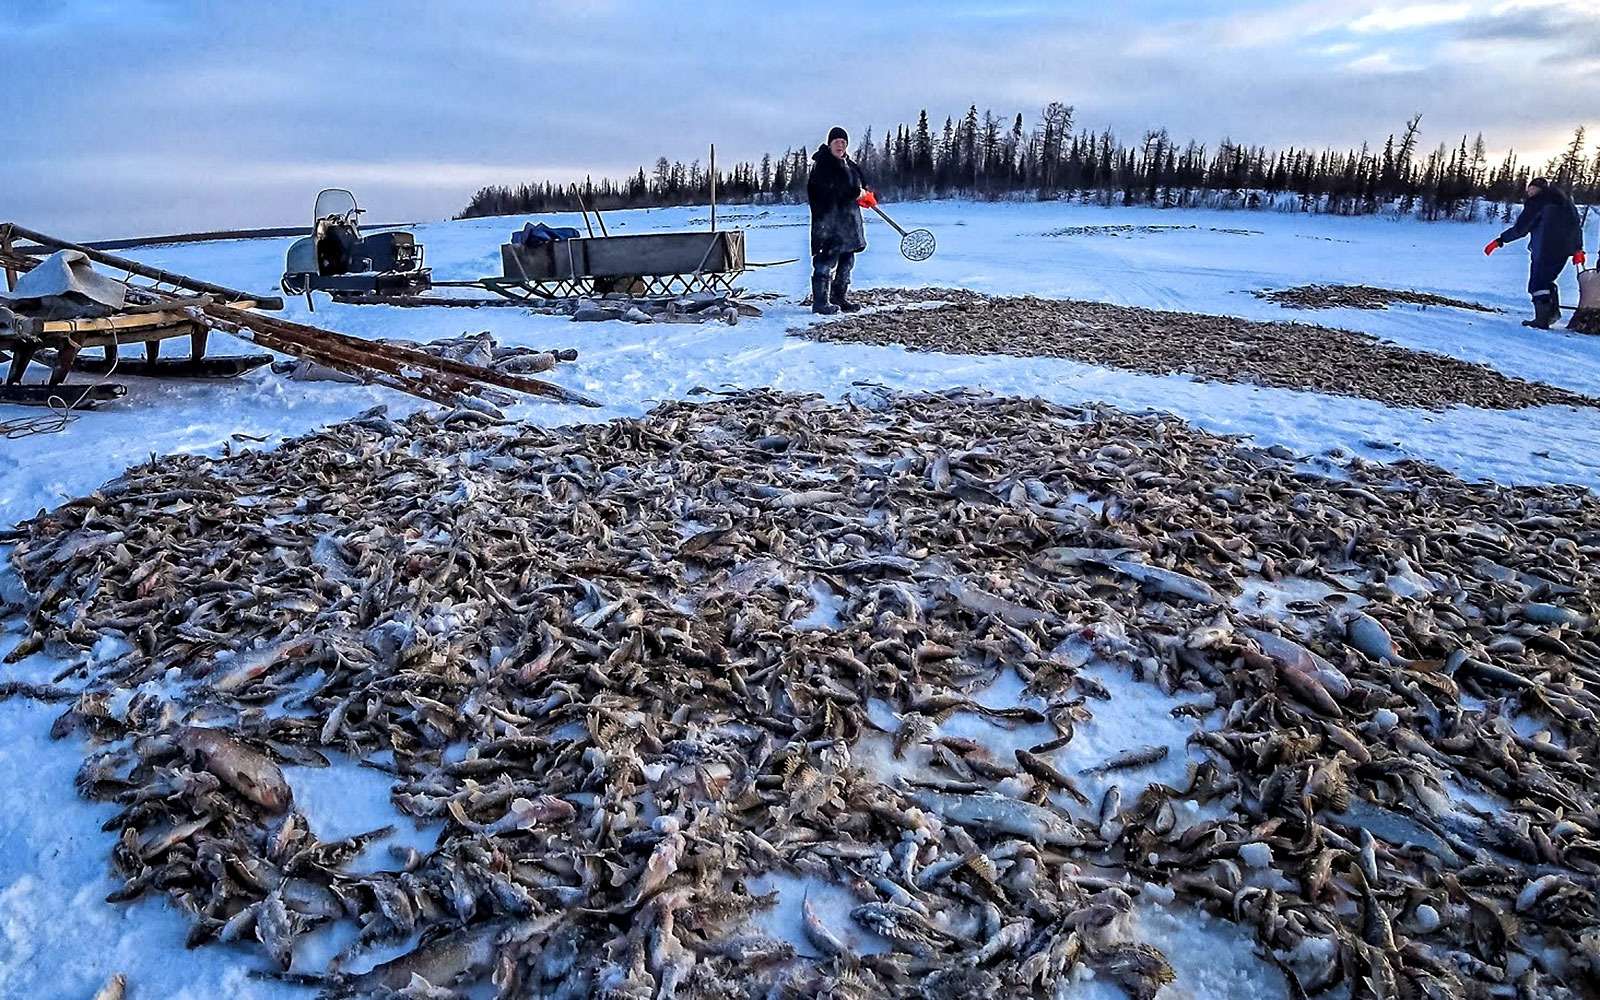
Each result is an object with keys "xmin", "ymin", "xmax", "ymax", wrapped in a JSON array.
[
  {"xmin": 831, "ymin": 276, "xmax": 861, "ymax": 313},
  {"xmin": 811, "ymin": 276, "xmax": 839, "ymax": 315},
  {"xmin": 1523, "ymin": 293, "xmax": 1556, "ymax": 329}
]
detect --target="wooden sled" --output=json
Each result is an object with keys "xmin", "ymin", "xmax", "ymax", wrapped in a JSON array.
[
  {"xmin": 38, "ymin": 352, "xmax": 274, "ymax": 379},
  {"xmin": 0, "ymin": 382, "xmax": 126, "ymax": 408}
]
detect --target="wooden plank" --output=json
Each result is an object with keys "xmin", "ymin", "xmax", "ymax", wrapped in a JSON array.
[
  {"xmin": 16, "ymin": 325, "xmax": 192, "ymax": 351},
  {"xmin": 193, "ymin": 309, "xmax": 461, "ymax": 405},
  {"xmin": 40, "ymin": 310, "xmax": 191, "ymax": 335},
  {"xmin": 28, "ymin": 300, "xmax": 252, "ymax": 342}
]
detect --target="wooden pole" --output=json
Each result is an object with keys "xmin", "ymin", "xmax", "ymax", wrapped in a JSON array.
[
  {"xmin": 199, "ymin": 303, "xmax": 601, "ymax": 407},
  {"xmin": 710, "ymin": 144, "xmax": 717, "ymax": 232},
  {"xmin": 1, "ymin": 225, "xmax": 16, "ymax": 292},
  {"xmin": 3, "ymin": 222, "xmax": 284, "ymax": 310},
  {"xmin": 0, "ymin": 246, "xmax": 38, "ymax": 281},
  {"xmin": 575, "ymin": 196, "xmax": 596, "ymax": 239},
  {"xmin": 0, "ymin": 224, "xmax": 18, "ymax": 291},
  {"xmin": 197, "ymin": 310, "xmax": 458, "ymax": 405}
]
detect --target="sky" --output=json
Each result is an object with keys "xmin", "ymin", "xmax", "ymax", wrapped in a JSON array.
[{"xmin": 1, "ymin": 0, "xmax": 1595, "ymax": 238}]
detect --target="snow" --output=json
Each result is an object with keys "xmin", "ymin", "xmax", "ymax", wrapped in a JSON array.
[
  {"xmin": 859, "ymin": 659, "xmax": 1214, "ymax": 822},
  {"xmin": 1053, "ymin": 660, "xmax": 1210, "ymax": 798},
  {"xmin": 281, "ymin": 755, "xmax": 443, "ymax": 874},
  {"xmin": 792, "ymin": 581, "xmax": 845, "ymax": 631},
  {"xmin": 0, "ymin": 699, "xmax": 295, "ymax": 999},
  {"xmin": 1041, "ymin": 897, "xmax": 1289, "ymax": 1000},
  {"xmin": 1238, "ymin": 842, "xmax": 1274, "ymax": 869},
  {"xmin": 1133, "ymin": 901, "xmax": 1290, "ymax": 1000},
  {"xmin": 3, "ymin": 197, "xmax": 1599, "ymax": 999},
  {"xmin": 1442, "ymin": 774, "xmax": 1506, "ymax": 819},
  {"xmin": 744, "ymin": 870, "xmax": 892, "ymax": 960},
  {"xmin": 1233, "ymin": 574, "xmax": 1366, "ymax": 634}
]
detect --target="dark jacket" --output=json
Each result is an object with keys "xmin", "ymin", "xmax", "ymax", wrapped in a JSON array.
[
  {"xmin": 1499, "ymin": 185, "xmax": 1584, "ymax": 262},
  {"xmin": 807, "ymin": 145, "xmax": 867, "ymax": 257}
]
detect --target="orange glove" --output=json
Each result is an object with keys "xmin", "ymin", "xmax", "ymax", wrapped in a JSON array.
[
  {"xmin": 1483, "ymin": 239, "xmax": 1500, "ymax": 256},
  {"xmin": 1576, "ymin": 250, "xmax": 1588, "ymax": 266},
  {"xmin": 857, "ymin": 190, "xmax": 878, "ymax": 209}
]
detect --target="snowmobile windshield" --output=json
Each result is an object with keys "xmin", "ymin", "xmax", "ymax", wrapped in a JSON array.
[{"xmin": 313, "ymin": 189, "xmax": 360, "ymax": 227}]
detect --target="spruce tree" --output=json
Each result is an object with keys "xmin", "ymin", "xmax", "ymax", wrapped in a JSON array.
[{"xmin": 913, "ymin": 111, "xmax": 935, "ymax": 189}]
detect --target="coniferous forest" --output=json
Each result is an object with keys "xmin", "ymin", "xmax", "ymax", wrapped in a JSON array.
[{"xmin": 460, "ymin": 105, "xmax": 1598, "ymax": 224}]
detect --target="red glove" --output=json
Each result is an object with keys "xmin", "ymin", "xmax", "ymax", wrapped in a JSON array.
[
  {"xmin": 1576, "ymin": 250, "xmax": 1588, "ymax": 266},
  {"xmin": 1483, "ymin": 239, "xmax": 1500, "ymax": 256},
  {"xmin": 857, "ymin": 190, "xmax": 878, "ymax": 209}
]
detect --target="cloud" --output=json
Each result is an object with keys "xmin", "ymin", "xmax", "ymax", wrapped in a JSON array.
[
  {"xmin": 54, "ymin": 155, "xmax": 618, "ymax": 190},
  {"xmin": 1205, "ymin": 0, "xmax": 1389, "ymax": 48},
  {"xmin": 1345, "ymin": 50, "xmax": 1417, "ymax": 72},
  {"xmin": 3, "ymin": 0, "xmax": 1591, "ymax": 237},
  {"xmin": 1348, "ymin": 3, "xmax": 1474, "ymax": 33},
  {"xmin": 1454, "ymin": 3, "xmax": 1600, "ymax": 43},
  {"xmin": 1442, "ymin": 2, "xmax": 1600, "ymax": 69}
]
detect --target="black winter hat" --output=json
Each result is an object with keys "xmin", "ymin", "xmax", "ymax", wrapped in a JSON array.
[
  {"xmin": 828, "ymin": 126, "xmax": 849, "ymax": 144},
  {"xmin": 1530, "ymin": 177, "xmax": 1550, "ymax": 189}
]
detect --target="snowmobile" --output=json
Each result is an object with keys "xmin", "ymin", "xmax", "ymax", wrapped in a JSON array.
[{"xmin": 281, "ymin": 189, "xmax": 430, "ymax": 297}]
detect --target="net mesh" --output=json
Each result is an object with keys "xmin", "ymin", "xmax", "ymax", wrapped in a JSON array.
[{"xmin": 900, "ymin": 229, "xmax": 937, "ymax": 262}]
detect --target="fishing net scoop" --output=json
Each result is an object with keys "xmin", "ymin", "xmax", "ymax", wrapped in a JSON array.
[{"xmin": 870, "ymin": 205, "xmax": 937, "ymax": 261}]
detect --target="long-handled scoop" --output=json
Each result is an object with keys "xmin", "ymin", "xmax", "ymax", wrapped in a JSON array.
[{"xmin": 870, "ymin": 205, "xmax": 937, "ymax": 261}]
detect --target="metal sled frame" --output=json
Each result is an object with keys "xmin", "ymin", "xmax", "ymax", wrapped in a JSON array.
[
  {"xmin": 459, "ymin": 268, "xmax": 745, "ymax": 303},
  {"xmin": 361, "ymin": 229, "xmax": 786, "ymax": 307},
  {"xmin": 480, "ymin": 229, "xmax": 750, "ymax": 302}
]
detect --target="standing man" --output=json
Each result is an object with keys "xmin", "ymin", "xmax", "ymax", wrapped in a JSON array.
[
  {"xmin": 1485, "ymin": 177, "xmax": 1585, "ymax": 329},
  {"xmin": 807, "ymin": 126, "xmax": 871, "ymax": 314}
]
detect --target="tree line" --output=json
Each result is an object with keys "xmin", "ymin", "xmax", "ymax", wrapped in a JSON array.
[{"xmin": 459, "ymin": 105, "xmax": 1598, "ymax": 223}]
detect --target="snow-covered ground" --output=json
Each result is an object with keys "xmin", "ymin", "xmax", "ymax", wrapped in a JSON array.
[{"xmin": 1, "ymin": 198, "xmax": 1597, "ymax": 998}]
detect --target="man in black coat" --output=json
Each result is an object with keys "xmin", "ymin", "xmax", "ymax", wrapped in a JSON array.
[
  {"xmin": 1485, "ymin": 177, "xmax": 1585, "ymax": 329},
  {"xmin": 807, "ymin": 126, "xmax": 869, "ymax": 314}
]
